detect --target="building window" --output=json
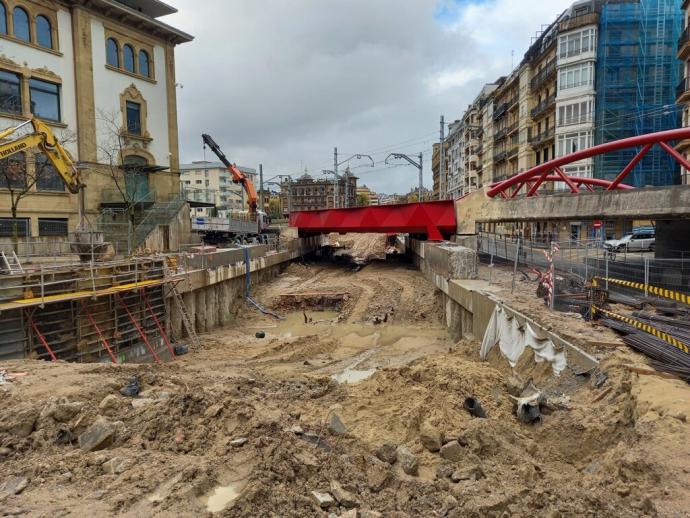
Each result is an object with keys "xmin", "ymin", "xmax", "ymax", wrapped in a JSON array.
[
  {"xmin": 556, "ymin": 131, "xmax": 592, "ymax": 157},
  {"xmin": 36, "ymin": 15, "xmax": 52, "ymax": 48},
  {"xmin": 557, "ymin": 99, "xmax": 593, "ymax": 127},
  {"xmin": 195, "ymin": 179, "xmax": 202, "ymax": 185},
  {"xmin": 138, "ymin": 50, "xmax": 150, "ymax": 77},
  {"xmin": 35, "ymin": 153, "xmax": 64, "ymax": 191},
  {"xmin": 0, "ymin": 70, "xmax": 21, "ymax": 114},
  {"xmin": 126, "ymin": 101, "xmax": 141, "ymax": 134},
  {"xmin": 0, "ymin": 152, "xmax": 27, "ymax": 189},
  {"xmin": 106, "ymin": 38, "xmax": 119, "ymax": 67},
  {"xmin": 38, "ymin": 218, "xmax": 68, "ymax": 236},
  {"xmin": 558, "ymin": 28, "xmax": 596, "ymax": 59},
  {"xmin": 0, "ymin": 217, "xmax": 29, "ymax": 237},
  {"xmin": 558, "ymin": 62, "xmax": 594, "ymax": 91},
  {"xmin": 12, "ymin": 6, "xmax": 29, "ymax": 42},
  {"xmin": 0, "ymin": 3, "xmax": 7, "ymax": 34},
  {"xmin": 123, "ymin": 44, "xmax": 135, "ymax": 73},
  {"xmin": 29, "ymin": 79, "xmax": 60, "ymax": 121}
]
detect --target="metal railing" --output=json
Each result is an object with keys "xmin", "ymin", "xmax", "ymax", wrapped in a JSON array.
[
  {"xmin": 558, "ymin": 12, "xmax": 599, "ymax": 33},
  {"xmin": 531, "ymin": 94, "xmax": 556, "ymax": 119},
  {"xmin": 528, "ymin": 127, "xmax": 555, "ymax": 147},
  {"xmin": 530, "ymin": 58, "xmax": 556, "ymax": 92},
  {"xmin": 477, "ymin": 232, "xmax": 690, "ymax": 303},
  {"xmin": 678, "ymin": 26, "xmax": 690, "ymax": 51}
]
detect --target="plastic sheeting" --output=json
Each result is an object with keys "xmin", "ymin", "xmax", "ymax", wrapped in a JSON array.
[{"xmin": 480, "ymin": 305, "xmax": 567, "ymax": 375}]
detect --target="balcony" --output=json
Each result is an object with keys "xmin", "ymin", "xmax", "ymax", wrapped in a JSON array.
[
  {"xmin": 677, "ymin": 77, "xmax": 690, "ymax": 103},
  {"xmin": 493, "ymin": 102, "xmax": 508, "ymax": 121},
  {"xmin": 530, "ymin": 94, "xmax": 556, "ymax": 120},
  {"xmin": 472, "ymin": 143, "xmax": 483, "ymax": 155},
  {"xmin": 679, "ymin": 26, "xmax": 690, "ymax": 59},
  {"xmin": 507, "ymin": 94, "xmax": 519, "ymax": 109},
  {"xmin": 494, "ymin": 150, "xmax": 508, "ymax": 163},
  {"xmin": 507, "ymin": 146, "xmax": 519, "ymax": 159},
  {"xmin": 558, "ymin": 12, "xmax": 599, "ymax": 33},
  {"xmin": 493, "ymin": 127, "xmax": 507, "ymax": 142},
  {"xmin": 530, "ymin": 58, "xmax": 557, "ymax": 92},
  {"xmin": 506, "ymin": 121, "xmax": 519, "ymax": 135},
  {"xmin": 528, "ymin": 127, "xmax": 555, "ymax": 147}
]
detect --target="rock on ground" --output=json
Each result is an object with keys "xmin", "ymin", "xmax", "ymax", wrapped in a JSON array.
[
  {"xmin": 375, "ymin": 442, "xmax": 397, "ymax": 464},
  {"xmin": 330, "ymin": 480, "xmax": 360, "ymax": 508},
  {"xmin": 419, "ymin": 421, "xmax": 442, "ymax": 452},
  {"xmin": 78, "ymin": 418, "xmax": 118, "ymax": 452},
  {"xmin": 396, "ymin": 445, "xmax": 419, "ymax": 476},
  {"xmin": 439, "ymin": 440, "xmax": 464, "ymax": 462}
]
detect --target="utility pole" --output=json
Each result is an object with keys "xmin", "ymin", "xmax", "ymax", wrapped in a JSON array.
[
  {"xmin": 259, "ymin": 163, "xmax": 264, "ymax": 212},
  {"xmin": 385, "ymin": 153, "xmax": 423, "ymax": 203},
  {"xmin": 344, "ymin": 166, "xmax": 351, "ymax": 208},
  {"xmin": 439, "ymin": 115, "xmax": 445, "ymax": 200},
  {"xmin": 333, "ymin": 147, "xmax": 339, "ymax": 208},
  {"xmin": 330, "ymin": 149, "xmax": 374, "ymax": 208},
  {"xmin": 419, "ymin": 152, "xmax": 423, "ymax": 202}
]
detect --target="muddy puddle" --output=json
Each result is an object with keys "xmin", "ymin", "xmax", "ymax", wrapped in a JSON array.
[{"xmin": 251, "ymin": 309, "xmax": 450, "ymax": 382}]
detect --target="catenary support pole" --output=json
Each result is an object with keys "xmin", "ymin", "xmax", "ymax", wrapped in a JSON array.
[
  {"xmin": 439, "ymin": 115, "xmax": 445, "ymax": 200},
  {"xmin": 419, "ymin": 152, "xmax": 423, "ymax": 202},
  {"xmin": 259, "ymin": 163, "xmax": 264, "ymax": 212},
  {"xmin": 333, "ymin": 147, "xmax": 339, "ymax": 208}
]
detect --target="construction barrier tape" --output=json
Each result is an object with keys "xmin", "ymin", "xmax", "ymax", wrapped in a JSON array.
[
  {"xmin": 593, "ymin": 277, "xmax": 690, "ymax": 306},
  {"xmin": 592, "ymin": 305, "xmax": 690, "ymax": 354}
]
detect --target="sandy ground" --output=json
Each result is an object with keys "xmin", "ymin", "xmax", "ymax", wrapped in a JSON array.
[{"xmin": 1, "ymin": 250, "xmax": 689, "ymax": 517}]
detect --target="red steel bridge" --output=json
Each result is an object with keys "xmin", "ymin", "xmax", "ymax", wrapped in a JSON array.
[{"xmin": 290, "ymin": 127, "xmax": 690, "ymax": 240}]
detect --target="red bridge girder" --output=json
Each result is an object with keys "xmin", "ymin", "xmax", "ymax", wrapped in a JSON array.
[
  {"xmin": 487, "ymin": 126, "xmax": 690, "ymax": 198},
  {"xmin": 288, "ymin": 200, "xmax": 456, "ymax": 241}
]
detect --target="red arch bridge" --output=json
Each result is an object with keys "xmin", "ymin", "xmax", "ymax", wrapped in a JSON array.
[{"xmin": 289, "ymin": 127, "xmax": 690, "ymax": 240}]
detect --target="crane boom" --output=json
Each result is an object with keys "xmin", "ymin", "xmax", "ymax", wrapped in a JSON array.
[
  {"xmin": 201, "ymin": 133, "xmax": 258, "ymax": 212},
  {"xmin": 0, "ymin": 118, "xmax": 81, "ymax": 194}
]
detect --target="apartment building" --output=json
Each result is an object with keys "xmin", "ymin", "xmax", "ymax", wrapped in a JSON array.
[
  {"xmin": 431, "ymin": 141, "xmax": 449, "ymax": 199},
  {"xmin": 356, "ymin": 184, "xmax": 379, "ymax": 206},
  {"xmin": 526, "ymin": 20, "xmax": 559, "ymax": 176},
  {"xmin": 445, "ymin": 0, "xmax": 681, "ymax": 202},
  {"xmin": 0, "ymin": 0, "xmax": 192, "ymax": 239},
  {"xmin": 180, "ymin": 161, "xmax": 257, "ymax": 217},
  {"xmin": 676, "ymin": 0, "xmax": 690, "ymax": 184},
  {"xmin": 445, "ymin": 120, "xmax": 463, "ymax": 198},
  {"xmin": 280, "ymin": 172, "xmax": 357, "ymax": 215}
]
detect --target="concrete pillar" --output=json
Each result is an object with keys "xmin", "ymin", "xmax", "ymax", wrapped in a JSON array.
[
  {"xmin": 168, "ymin": 295, "xmax": 183, "ymax": 339},
  {"xmin": 655, "ymin": 220, "xmax": 690, "ymax": 258},
  {"xmin": 205, "ymin": 286, "xmax": 219, "ymax": 330},
  {"xmin": 194, "ymin": 290, "xmax": 206, "ymax": 333},
  {"xmin": 183, "ymin": 292, "xmax": 196, "ymax": 335},
  {"xmin": 443, "ymin": 294, "xmax": 463, "ymax": 342},
  {"xmin": 218, "ymin": 281, "xmax": 232, "ymax": 326}
]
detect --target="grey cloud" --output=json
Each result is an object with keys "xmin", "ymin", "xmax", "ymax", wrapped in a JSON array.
[{"xmin": 164, "ymin": 0, "xmax": 571, "ymax": 193}]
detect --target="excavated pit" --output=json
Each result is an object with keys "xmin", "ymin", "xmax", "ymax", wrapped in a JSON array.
[{"xmin": 0, "ymin": 247, "xmax": 689, "ymax": 517}]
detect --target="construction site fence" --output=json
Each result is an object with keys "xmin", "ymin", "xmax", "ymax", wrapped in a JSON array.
[{"xmin": 476, "ymin": 232, "xmax": 690, "ymax": 306}]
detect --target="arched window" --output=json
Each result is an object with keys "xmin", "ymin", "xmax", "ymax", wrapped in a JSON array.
[
  {"xmin": 138, "ymin": 50, "xmax": 150, "ymax": 77},
  {"xmin": 0, "ymin": 3, "xmax": 7, "ymax": 35},
  {"xmin": 36, "ymin": 15, "xmax": 52, "ymax": 48},
  {"xmin": 123, "ymin": 44, "xmax": 135, "ymax": 73},
  {"xmin": 106, "ymin": 38, "xmax": 119, "ymax": 67},
  {"xmin": 13, "ymin": 6, "xmax": 29, "ymax": 41}
]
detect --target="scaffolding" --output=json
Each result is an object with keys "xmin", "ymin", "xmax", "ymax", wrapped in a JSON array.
[
  {"xmin": 594, "ymin": 0, "xmax": 683, "ymax": 186},
  {"xmin": 0, "ymin": 258, "xmax": 172, "ymax": 363}
]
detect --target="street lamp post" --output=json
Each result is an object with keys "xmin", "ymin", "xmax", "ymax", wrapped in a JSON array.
[
  {"xmin": 332, "ymin": 150, "xmax": 374, "ymax": 208},
  {"xmin": 385, "ymin": 153, "xmax": 424, "ymax": 202}
]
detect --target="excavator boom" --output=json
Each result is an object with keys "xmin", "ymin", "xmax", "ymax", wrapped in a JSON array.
[
  {"xmin": 202, "ymin": 133, "xmax": 258, "ymax": 212},
  {"xmin": 0, "ymin": 118, "xmax": 81, "ymax": 194}
]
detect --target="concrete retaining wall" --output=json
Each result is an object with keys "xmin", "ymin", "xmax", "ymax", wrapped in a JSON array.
[
  {"xmin": 167, "ymin": 236, "xmax": 322, "ymax": 337},
  {"xmin": 406, "ymin": 237, "xmax": 598, "ymax": 372}
]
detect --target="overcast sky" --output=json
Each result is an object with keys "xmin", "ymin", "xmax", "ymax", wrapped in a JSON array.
[{"xmin": 163, "ymin": 0, "xmax": 572, "ymax": 195}]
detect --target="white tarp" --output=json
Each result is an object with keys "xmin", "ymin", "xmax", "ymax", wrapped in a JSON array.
[{"xmin": 480, "ymin": 305, "xmax": 567, "ymax": 375}]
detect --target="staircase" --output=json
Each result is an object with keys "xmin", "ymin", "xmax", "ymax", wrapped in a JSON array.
[
  {"xmin": 98, "ymin": 196, "xmax": 186, "ymax": 256},
  {"xmin": 130, "ymin": 196, "xmax": 185, "ymax": 251},
  {"xmin": 0, "ymin": 251, "xmax": 24, "ymax": 274}
]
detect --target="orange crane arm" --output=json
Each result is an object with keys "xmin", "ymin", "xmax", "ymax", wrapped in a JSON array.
[{"xmin": 201, "ymin": 133, "xmax": 257, "ymax": 212}]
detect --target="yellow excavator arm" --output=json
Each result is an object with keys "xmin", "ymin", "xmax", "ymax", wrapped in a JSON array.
[{"xmin": 0, "ymin": 118, "xmax": 81, "ymax": 194}]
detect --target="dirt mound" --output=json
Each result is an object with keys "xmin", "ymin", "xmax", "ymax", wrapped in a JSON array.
[
  {"xmin": 1, "ymin": 262, "xmax": 688, "ymax": 516},
  {"xmin": 328, "ymin": 233, "xmax": 388, "ymax": 263}
]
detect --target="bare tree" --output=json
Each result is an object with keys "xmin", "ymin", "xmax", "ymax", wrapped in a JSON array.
[{"xmin": 96, "ymin": 109, "xmax": 150, "ymax": 227}]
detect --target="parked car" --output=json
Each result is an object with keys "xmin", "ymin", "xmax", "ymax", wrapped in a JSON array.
[{"xmin": 604, "ymin": 232, "xmax": 655, "ymax": 252}]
